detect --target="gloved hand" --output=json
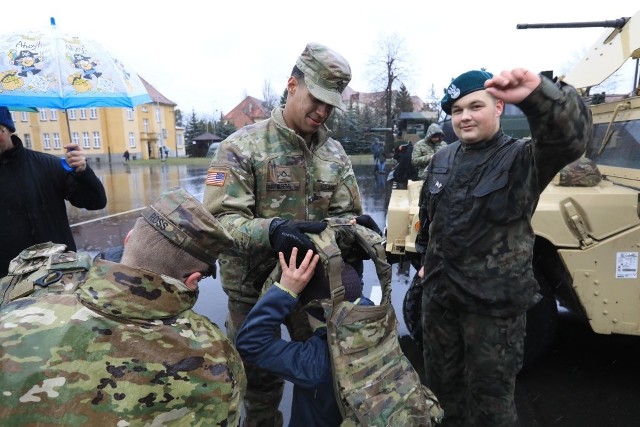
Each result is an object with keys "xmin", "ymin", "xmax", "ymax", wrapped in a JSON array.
[
  {"xmin": 355, "ymin": 214, "xmax": 382, "ymax": 235},
  {"xmin": 269, "ymin": 219, "xmax": 327, "ymax": 265}
]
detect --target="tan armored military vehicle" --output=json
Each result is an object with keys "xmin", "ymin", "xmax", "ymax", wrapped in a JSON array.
[{"xmin": 390, "ymin": 11, "xmax": 640, "ymax": 366}]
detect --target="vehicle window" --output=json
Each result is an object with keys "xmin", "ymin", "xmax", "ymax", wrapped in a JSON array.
[{"xmin": 586, "ymin": 121, "xmax": 640, "ymax": 169}]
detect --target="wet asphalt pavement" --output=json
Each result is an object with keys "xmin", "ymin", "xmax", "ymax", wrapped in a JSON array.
[{"xmin": 69, "ymin": 160, "xmax": 640, "ymax": 427}]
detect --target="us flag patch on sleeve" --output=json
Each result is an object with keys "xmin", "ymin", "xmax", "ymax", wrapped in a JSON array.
[{"xmin": 206, "ymin": 169, "xmax": 227, "ymax": 186}]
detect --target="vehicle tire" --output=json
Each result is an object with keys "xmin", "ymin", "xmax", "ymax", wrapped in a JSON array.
[
  {"xmin": 523, "ymin": 267, "xmax": 558, "ymax": 370},
  {"xmin": 402, "ymin": 271, "xmax": 423, "ymax": 346}
]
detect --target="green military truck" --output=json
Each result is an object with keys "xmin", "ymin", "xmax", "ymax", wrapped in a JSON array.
[{"xmin": 389, "ymin": 11, "xmax": 640, "ymax": 365}]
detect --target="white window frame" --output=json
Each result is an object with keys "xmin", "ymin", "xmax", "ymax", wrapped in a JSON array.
[
  {"xmin": 82, "ymin": 132, "xmax": 90, "ymax": 148},
  {"xmin": 92, "ymin": 131, "xmax": 101, "ymax": 148},
  {"xmin": 128, "ymin": 132, "xmax": 136, "ymax": 148},
  {"xmin": 90, "ymin": 108, "xmax": 98, "ymax": 119},
  {"xmin": 72, "ymin": 132, "xmax": 80, "ymax": 146},
  {"xmin": 43, "ymin": 133, "xmax": 51, "ymax": 149},
  {"xmin": 79, "ymin": 109, "xmax": 87, "ymax": 119},
  {"xmin": 53, "ymin": 132, "xmax": 61, "ymax": 149}
]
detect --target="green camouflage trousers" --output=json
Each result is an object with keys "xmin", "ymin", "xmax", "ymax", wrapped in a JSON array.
[
  {"xmin": 227, "ymin": 300, "xmax": 313, "ymax": 427},
  {"xmin": 422, "ymin": 297, "xmax": 525, "ymax": 427}
]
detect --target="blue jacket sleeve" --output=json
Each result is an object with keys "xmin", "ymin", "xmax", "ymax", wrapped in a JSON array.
[{"xmin": 236, "ymin": 286, "xmax": 333, "ymax": 388}]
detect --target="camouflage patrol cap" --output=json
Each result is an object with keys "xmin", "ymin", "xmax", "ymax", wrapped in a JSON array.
[
  {"xmin": 141, "ymin": 187, "xmax": 233, "ymax": 268},
  {"xmin": 441, "ymin": 70, "xmax": 494, "ymax": 115},
  {"xmin": 295, "ymin": 42, "xmax": 351, "ymax": 111}
]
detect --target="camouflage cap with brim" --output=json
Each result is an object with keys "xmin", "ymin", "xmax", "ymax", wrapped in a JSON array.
[
  {"xmin": 141, "ymin": 187, "xmax": 233, "ymax": 268},
  {"xmin": 296, "ymin": 42, "xmax": 351, "ymax": 111},
  {"xmin": 441, "ymin": 69, "xmax": 494, "ymax": 115}
]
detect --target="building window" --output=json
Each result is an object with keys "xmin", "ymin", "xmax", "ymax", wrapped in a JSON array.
[
  {"xmin": 177, "ymin": 133, "xmax": 183, "ymax": 147},
  {"xmin": 142, "ymin": 106, "xmax": 148, "ymax": 112},
  {"xmin": 80, "ymin": 109, "xmax": 87, "ymax": 119},
  {"xmin": 127, "ymin": 108, "xmax": 134, "ymax": 120},
  {"xmin": 43, "ymin": 133, "xmax": 51, "ymax": 149},
  {"xmin": 82, "ymin": 132, "xmax": 90, "ymax": 148},
  {"xmin": 20, "ymin": 112, "xmax": 28, "ymax": 122},
  {"xmin": 155, "ymin": 107, "xmax": 161, "ymax": 123},
  {"xmin": 93, "ymin": 131, "xmax": 101, "ymax": 148},
  {"xmin": 72, "ymin": 132, "xmax": 80, "ymax": 146},
  {"xmin": 90, "ymin": 108, "xmax": 98, "ymax": 119},
  {"xmin": 24, "ymin": 134, "xmax": 32, "ymax": 148},
  {"xmin": 69, "ymin": 109, "xmax": 77, "ymax": 119},
  {"xmin": 50, "ymin": 109, "xmax": 58, "ymax": 121},
  {"xmin": 129, "ymin": 132, "xmax": 136, "ymax": 148},
  {"xmin": 40, "ymin": 110, "xmax": 47, "ymax": 121},
  {"xmin": 53, "ymin": 132, "xmax": 61, "ymax": 149},
  {"xmin": 143, "ymin": 118, "xmax": 149, "ymax": 132}
]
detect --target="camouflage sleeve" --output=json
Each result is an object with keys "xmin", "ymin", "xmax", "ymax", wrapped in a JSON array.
[
  {"xmin": 517, "ymin": 75, "xmax": 592, "ymax": 189},
  {"xmin": 411, "ymin": 141, "xmax": 430, "ymax": 169},
  {"xmin": 203, "ymin": 135, "xmax": 272, "ymax": 254},
  {"xmin": 327, "ymin": 154, "xmax": 363, "ymax": 219}
]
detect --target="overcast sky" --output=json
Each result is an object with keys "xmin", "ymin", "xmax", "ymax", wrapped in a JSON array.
[{"xmin": 4, "ymin": 0, "xmax": 637, "ymax": 118}]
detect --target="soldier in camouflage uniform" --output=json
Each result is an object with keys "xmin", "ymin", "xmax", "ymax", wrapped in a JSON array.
[
  {"xmin": 0, "ymin": 187, "xmax": 247, "ymax": 426},
  {"xmin": 412, "ymin": 123, "xmax": 447, "ymax": 179},
  {"xmin": 416, "ymin": 69, "xmax": 591, "ymax": 426},
  {"xmin": 203, "ymin": 42, "xmax": 369, "ymax": 427}
]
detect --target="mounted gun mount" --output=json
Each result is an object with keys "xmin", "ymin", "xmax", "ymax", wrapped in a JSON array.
[{"xmin": 517, "ymin": 11, "xmax": 640, "ymax": 92}]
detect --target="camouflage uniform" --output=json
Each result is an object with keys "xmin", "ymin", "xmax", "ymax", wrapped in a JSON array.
[
  {"xmin": 412, "ymin": 123, "xmax": 447, "ymax": 179},
  {"xmin": 418, "ymin": 76, "xmax": 591, "ymax": 426},
  {"xmin": 203, "ymin": 43, "xmax": 361, "ymax": 426},
  {"xmin": 0, "ymin": 188, "xmax": 247, "ymax": 426}
]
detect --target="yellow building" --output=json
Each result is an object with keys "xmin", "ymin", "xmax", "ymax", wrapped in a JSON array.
[{"xmin": 10, "ymin": 78, "xmax": 185, "ymax": 163}]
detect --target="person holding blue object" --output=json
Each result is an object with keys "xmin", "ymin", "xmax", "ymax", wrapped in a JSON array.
[
  {"xmin": 236, "ymin": 247, "xmax": 373, "ymax": 427},
  {"xmin": 0, "ymin": 106, "xmax": 107, "ymax": 276}
]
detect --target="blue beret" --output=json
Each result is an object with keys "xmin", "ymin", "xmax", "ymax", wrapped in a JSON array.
[{"xmin": 441, "ymin": 70, "xmax": 493, "ymax": 115}]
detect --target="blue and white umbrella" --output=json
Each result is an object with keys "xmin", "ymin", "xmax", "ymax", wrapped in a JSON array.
[{"xmin": 0, "ymin": 18, "xmax": 151, "ymax": 110}]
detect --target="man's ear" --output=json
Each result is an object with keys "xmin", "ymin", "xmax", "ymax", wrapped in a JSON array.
[
  {"xmin": 286, "ymin": 76, "xmax": 298, "ymax": 95},
  {"xmin": 495, "ymin": 99, "xmax": 505, "ymax": 116},
  {"xmin": 184, "ymin": 272, "xmax": 202, "ymax": 290}
]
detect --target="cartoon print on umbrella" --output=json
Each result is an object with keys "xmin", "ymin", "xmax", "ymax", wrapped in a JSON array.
[{"xmin": 0, "ymin": 18, "xmax": 152, "ymax": 170}]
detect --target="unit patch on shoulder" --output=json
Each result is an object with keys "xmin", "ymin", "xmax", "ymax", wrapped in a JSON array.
[{"xmin": 205, "ymin": 169, "xmax": 227, "ymax": 186}]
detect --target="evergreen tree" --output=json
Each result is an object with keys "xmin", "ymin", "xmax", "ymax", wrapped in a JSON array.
[
  {"xmin": 395, "ymin": 83, "xmax": 414, "ymax": 116},
  {"xmin": 279, "ymin": 88, "xmax": 288, "ymax": 107},
  {"xmin": 184, "ymin": 109, "xmax": 205, "ymax": 157}
]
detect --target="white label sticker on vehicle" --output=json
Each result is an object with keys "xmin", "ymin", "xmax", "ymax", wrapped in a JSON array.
[{"xmin": 616, "ymin": 252, "xmax": 638, "ymax": 279}]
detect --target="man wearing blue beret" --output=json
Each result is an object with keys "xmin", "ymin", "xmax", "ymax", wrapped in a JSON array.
[{"xmin": 416, "ymin": 69, "xmax": 591, "ymax": 426}]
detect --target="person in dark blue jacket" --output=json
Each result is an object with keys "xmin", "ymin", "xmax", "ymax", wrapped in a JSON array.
[{"xmin": 236, "ymin": 247, "xmax": 373, "ymax": 427}]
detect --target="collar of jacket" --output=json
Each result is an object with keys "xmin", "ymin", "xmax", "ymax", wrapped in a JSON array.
[
  {"xmin": 271, "ymin": 106, "xmax": 331, "ymax": 151},
  {"xmin": 75, "ymin": 258, "xmax": 198, "ymax": 322},
  {"xmin": 0, "ymin": 135, "xmax": 24, "ymax": 164},
  {"xmin": 462, "ymin": 130, "xmax": 503, "ymax": 152}
]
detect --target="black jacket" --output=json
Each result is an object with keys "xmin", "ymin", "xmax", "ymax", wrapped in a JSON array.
[{"xmin": 0, "ymin": 135, "xmax": 107, "ymax": 276}]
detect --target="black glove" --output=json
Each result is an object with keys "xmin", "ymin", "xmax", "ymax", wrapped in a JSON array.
[
  {"xmin": 355, "ymin": 214, "xmax": 382, "ymax": 235},
  {"xmin": 269, "ymin": 219, "xmax": 327, "ymax": 265}
]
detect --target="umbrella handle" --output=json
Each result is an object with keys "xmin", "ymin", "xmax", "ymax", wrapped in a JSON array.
[{"xmin": 61, "ymin": 147, "xmax": 76, "ymax": 172}]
